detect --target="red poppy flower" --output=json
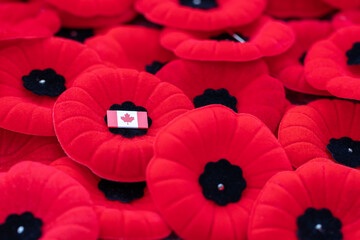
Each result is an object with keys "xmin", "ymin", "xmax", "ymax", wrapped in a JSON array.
[
  {"xmin": 332, "ymin": 9, "xmax": 360, "ymax": 30},
  {"xmin": 51, "ymin": 157, "xmax": 171, "ymax": 240},
  {"xmin": 53, "ymin": 67, "xmax": 193, "ymax": 182},
  {"xmin": 86, "ymin": 25, "xmax": 175, "ymax": 73},
  {"xmin": 265, "ymin": 0, "xmax": 334, "ymax": 18},
  {"xmin": 0, "ymin": 128, "xmax": 65, "ymax": 172},
  {"xmin": 322, "ymin": 0, "xmax": 360, "ymax": 9},
  {"xmin": 44, "ymin": 0, "xmax": 136, "ymax": 28},
  {"xmin": 278, "ymin": 99, "xmax": 360, "ymax": 169},
  {"xmin": 0, "ymin": 161, "xmax": 99, "ymax": 240},
  {"xmin": 0, "ymin": 37, "xmax": 103, "ymax": 136},
  {"xmin": 248, "ymin": 161, "xmax": 360, "ymax": 240},
  {"xmin": 147, "ymin": 105, "xmax": 292, "ymax": 240},
  {"xmin": 305, "ymin": 26, "xmax": 360, "ymax": 101},
  {"xmin": 266, "ymin": 20, "xmax": 333, "ymax": 96},
  {"xmin": 160, "ymin": 16, "xmax": 295, "ymax": 62},
  {"xmin": 156, "ymin": 59, "xmax": 287, "ymax": 132},
  {"xmin": 0, "ymin": 2, "xmax": 60, "ymax": 41},
  {"xmin": 135, "ymin": 0, "xmax": 266, "ymax": 31}
]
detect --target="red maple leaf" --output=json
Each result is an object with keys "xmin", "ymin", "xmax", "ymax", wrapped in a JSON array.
[{"xmin": 121, "ymin": 113, "xmax": 134, "ymax": 125}]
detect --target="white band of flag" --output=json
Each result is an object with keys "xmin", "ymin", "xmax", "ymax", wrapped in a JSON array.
[{"xmin": 107, "ymin": 110, "xmax": 148, "ymax": 129}]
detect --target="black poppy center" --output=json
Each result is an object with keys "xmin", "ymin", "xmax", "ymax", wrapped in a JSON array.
[
  {"xmin": 0, "ymin": 212, "xmax": 43, "ymax": 240},
  {"xmin": 199, "ymin": 159, "xmax": 246, "ymax": 206},
  {"xmin": 327, "ymin": 137, "xmax": 360, "ymax": 168},
  {"xmin": 346, "ymin": 42, "xmax": 360, "ymax": 66},
  {"xmin": 297, "ymin": 208, "xmax": 343, "ymax": 240},
  {"xmin": 55, "ymin": 28, "xmax": 94, "ymax": 43},
  {"xmin": 22, "ymin": 69, "xmax": 66, "ymax": 97},
  {"xmin": 299, "ymin": 52, "xmax": 307, "ymax": 65},
  {"xmin": 179, "ymin": 0, "xmax": 218, "ymax": 10},
  {"xmin": 193, "ymin": 88, "xmax": 238, "ymax": 112},
  {"xmin": 210, "ymin": 33, "xmax": 249, "ymax": 43},
  {"xmin": 98, "ymin": 179, "xmax": 146, "ymax": 203},
  {"xmin": 145, "ymin": 61, "xmax": 167, "ymax": 75},
  {"xmin": 104, "ymin": 101, "xmax": 152, "ymax": 138}
]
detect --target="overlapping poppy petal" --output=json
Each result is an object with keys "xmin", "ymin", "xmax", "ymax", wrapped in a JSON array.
[
  {"xmin": 0, "ymin": 37, "xmax": 103, "ymax": 136},
  {"xmin": 44, "ymin": 0, "xmax": 136, "ymax": 28},
  {"xmin": 147, "ymin": 105, "xmax": 292, "ymax": 240},
  {"xmin": 332, "ymin": 9, "xmax": 360, "ymax": 30},
  {"xmin": 279, "ymin": 99, "xmax": 360, "ymax": 169},
  {"xmin": 305, "ymin": 26, "xmax": 360, "ymax": 101},
  {"xmin": 248, "ymin": 161, "xmax": 360, "ymax": 240},
  {"xmin": 160, "ymin": 16, "xmax": 295, "ymax": 62},
  {"xmin": 265, "ymin": 0, "xmax": 334, "ymax": 18},
  {"xmin": 322, "ymin": 0, "xmax": 360, "ymax": 9},
  {"xmin": 0, "ymin": 161, "xmax": 99, "ymax": 240},
  {"xmin": 51, "ymin": 157, "xmax": 171, "ymax": 240},
  {"xmin": 135, "ymin": 0, "xmax": 266, "ymax": 31},
  {"xmin": 53, "ymin": 67, "xmax": 193, "ymax": 182},
  {"xmin": 0, "ymin": 2, "xmax": 60, "ymax": 41},
  {"xmin": 86, "ymin": 25, "xmax": 175, "ymax": 73},
  {"xmin": 156, "ymin": 59, "xmax": 287, "ymax": 132},
  {"xmin": 266, "ymin": 20, "xmax": 333, "ymax": 96},
  {"xmin": 0, "ymin": 127, "xmax": 65, "ymax": 172}
]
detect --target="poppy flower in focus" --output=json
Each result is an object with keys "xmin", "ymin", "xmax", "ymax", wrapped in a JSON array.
[
  {"xmin": 0, "ymin": 127, "xmax": 65, "ymax": 172},
  {"xmin": 156, "ymin": 59, "xmax": 287, "ymax": 132},
  {"xmin": 135, "ymin": 0, "xmax": 266, "ymax": 31},
  {"xmin": 305, "ymin": 26, "xmax": 360, "ymax": 101},
  {"xmin": 160, "ymin": 16, "xmax": 295, "ymax": 62},
  {"xmin": 332, "ymin": 9, "xmax": 360, "ymax": 30},
  {"xmin": 266, "ymin": 19, "xmax": 333, "ymax": 96},
  {"xmin": 248, "ymin": 161, "xmax": 360, "ymax": 240},
  {"xmin": 279, "ymin": 99, "xmax": 360, "ymax": 169},
  {"xmin": 265, "ymin": 0, "xmax": 334, "ymax": 18},
  {"xmin": 0, "ymin": 2, "xmax": 60, "ymax": 41},
  {"xmin": 0, "ymin": 37, "xmax": 103, "ymax": 136},
  {"xmin": 147, "ymin": 105, "xmax": 292, "ymax": 240},
  {"xmin": 0, "ymin": 161, "xmax": 99, "ymax": 240},
  {"xmin": 86, "ymin": 25, "xmax": 175, "ymax": 73},
  {"xmin": 44, "ymin": 0, "xmax": 136, "ymax": 28},
  {"xmin": 53, "ymin": 67, "xmax": 193, "ymax": 182},
  {"xmin": 51, "ymin": 157, "xmax": 171, "ymax": 240}
]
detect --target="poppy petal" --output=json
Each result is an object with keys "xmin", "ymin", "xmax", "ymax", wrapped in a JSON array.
[{"xmin": 147, "ymin": 105, "xmax": 291, "ymax": 240}]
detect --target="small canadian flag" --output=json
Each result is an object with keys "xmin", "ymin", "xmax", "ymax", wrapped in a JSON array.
[{"xmin": 107, "ymin": 110, "xmax": 148, "ymax": 129}]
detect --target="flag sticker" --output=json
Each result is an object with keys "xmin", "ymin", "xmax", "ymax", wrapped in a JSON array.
[{"xmin": 107, "ymin": 110, "xmax": 148, "ymax": 129}]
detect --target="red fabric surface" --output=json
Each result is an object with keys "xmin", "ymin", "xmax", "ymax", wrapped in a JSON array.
[
  {"xmin": 248, "ymin": 161, "xmax": 360, "ymax": 239},
  {"xmin": 135, "ymin": 0, "xmax": 266, "ymax": 31},
  {"xmin": 0, "ymin": 37, "xmax": 103, "ymax": 136},
  {"xmin": 156, "ymin": 59, "xmax": 287, "ymax": 132},
  {"xmin": 147, "ymin": 105, "xmax": 291, "ymax": 240},
  {"xmin": 0, "ymin": 161, "xmax": 99, "ymax": 240},
  {"xmin": 160, "ymin": 16, "xmax": 295, "ymax": 62},
  {"xmin": 53, "ymin": 67, "xmax": 193, "ymax": 181}
]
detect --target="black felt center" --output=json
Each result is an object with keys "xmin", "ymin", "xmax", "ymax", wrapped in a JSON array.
[
  {"xmin": 98, "ymin": 179, "xmax": 146, "ymax": 203},
  {"xmin": 346, "ymin": 42, "xmax": 360, "ymax": 66},
  {"xmin": 299, "ymin": 52, "xmax": 307, "ymax": 65},
  {"xmin": 210, "ymin": 33, "xmax": 249, "ymax": 42},
  {"xmin": 145, "ymin": 61, "xmax": 167, "ymax": 75},
  {"xmin": 297, "ymin": 208, "xmax": 343, "ymax": 240},
  {"xmin": 0, "ymin": 212, "xmax": 43, "ymax": 240},
  {"xmin": 327, "ymin": 137, "xmax": 360, "ymax": 168},
  {"xmin": 55, "ymin": 28, "xmax": 94, "ymax": 43},
  {"xmin": 104, "ymin": 101, "xmax": 152, "ymax": 138},
  {"xmin": 193, "ymin": 88, "xmax": 238, "ymax": 112},
  {"xmin": 199, "ymin": 159, "xmax": 246, "ymax": 206},
  {"xmin": 179, "ymin": 0, "xmax": 218, "ymax": 9},
  {"xmin": 22, "ymin": 68, "xmax": 66, "ymax": 97}
]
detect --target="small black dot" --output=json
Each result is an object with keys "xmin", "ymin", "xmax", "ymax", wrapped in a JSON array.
[
  {"xmin": 98, "ymin": 179, "xmax": 146, "ymax": 203},
  {"xmin": 193, "ymin": 88, "xmax": 238, "ymax": 112},
  {"xmin": 179, "ymin": 0, "xmax": 218, "ymax": 10}
]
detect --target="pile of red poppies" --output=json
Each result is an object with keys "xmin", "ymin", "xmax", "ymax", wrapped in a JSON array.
[{"xmin": 1, "ymin": 0, "xmax": 360, "ymax": 240}]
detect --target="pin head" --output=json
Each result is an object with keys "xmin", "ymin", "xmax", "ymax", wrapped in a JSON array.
[
  {"xmin": 315, "ymin": 224, "xmax": 322, "ymax": 231},
  {"xmin": 348, "ymin": 147, "xmax": 353, "ymax": 153},
  {"xmin": 39, "ymin": 79, "xmax": 46, "ymax": 84},
  {"xmin": 217, "ymin": 183, "xmax": 225, "ymax": 191},
  {"xmin": 17, "ymin": 226, "xmax": 24, "ymax": 234}
]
